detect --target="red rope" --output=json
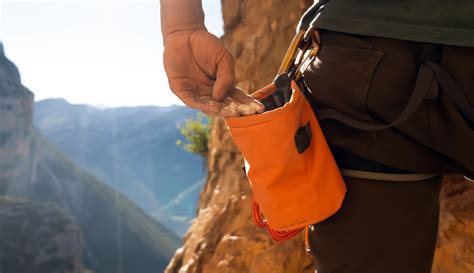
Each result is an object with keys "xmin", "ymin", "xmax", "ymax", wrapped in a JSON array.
[
  {"xmin": 253, "ymin": 201, "xmax": 267, "ymax": 228},
  {"xmin": 253, "ymin": 201, "xmax": 303, "ymax": 241}
]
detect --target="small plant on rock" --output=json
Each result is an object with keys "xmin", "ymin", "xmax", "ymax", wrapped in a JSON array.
[{"xmin": 176, "ymin": 113, "xmax": 211, "ymax": 158}]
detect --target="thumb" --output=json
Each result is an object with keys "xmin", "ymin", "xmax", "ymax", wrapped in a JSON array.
[{"xmin": 212, "ymin": 50, "xmax": 235, "ymax": 101}]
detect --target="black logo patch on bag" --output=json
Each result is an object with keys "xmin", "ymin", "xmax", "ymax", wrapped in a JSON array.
[{"xmin": 295, "ymin": 122, "xmax": 312, "ymax": 154}]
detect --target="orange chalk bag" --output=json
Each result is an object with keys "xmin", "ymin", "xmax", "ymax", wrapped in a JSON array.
[{"xmin": 225, "ymin": 29, "xmax": 347, "ymax": 250}]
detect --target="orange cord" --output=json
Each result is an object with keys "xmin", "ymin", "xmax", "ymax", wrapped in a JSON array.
[
  {"xmin": 253, "ymin": 201, "xmax": 267, "ymax": 228},
  {"xmin": 253, "ymin": 201, "xmax": 303, "ymax": 241}
]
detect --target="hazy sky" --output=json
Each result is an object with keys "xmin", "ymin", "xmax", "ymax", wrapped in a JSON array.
[{"xmin": 0, "ymin": 0, "xmax": 223, "ymax": 106}]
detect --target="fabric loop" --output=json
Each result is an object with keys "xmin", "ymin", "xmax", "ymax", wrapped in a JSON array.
[
  {"xmin": 313, "ymin": 57, "xmax": 474, "ymax": 131},
  {"xmin": 425, "ymin": 61, "xmax": 474, "ymax": 127},
  {"xmin": 316, "ymin": 63, "xmax": 435, "ymax": 131}
]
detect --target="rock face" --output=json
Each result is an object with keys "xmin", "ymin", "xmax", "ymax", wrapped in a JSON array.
[
  {"xmin": 0, "ymin": 43, "xmax": 35, "ymax": 195},
  {"xmin": 166, "ymin": 1, "xmax": 474, "ymax": 273},
  {"xmin": 0, "ymin": 197, "xmax": 84, "ymax": 273},
  {"xmin": 433, "ymin": 176, "xmax": 474, "ymax": 273},
  {"xmin": 166, "ymin": 1, "xmax": 315, "ymax": 273}
]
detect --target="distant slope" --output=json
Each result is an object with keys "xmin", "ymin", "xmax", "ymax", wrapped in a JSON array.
[
  {"xmin": 34, "ymin": 99, "xmax": 206, "ymax": 235},
  {"xmin": 17, "ymin": 130, "xmax": 180, "ymax": 272},
  {"xmin": 0, "ymin": 196, "xmax": 84, "ymax": 273},
  {"xmin": 150, "ymin": 178, "xmax": 205, "ymax": 228}
]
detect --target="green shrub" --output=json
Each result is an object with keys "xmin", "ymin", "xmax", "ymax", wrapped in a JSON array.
[{"xmin": 176, "ymin": 113, "xmax": 211, "ymax": 158}]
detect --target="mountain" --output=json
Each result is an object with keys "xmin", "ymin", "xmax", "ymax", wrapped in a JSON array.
[
  {"xmin": 0, "ymin": 42, "xmax": 180, "ymax": 273},
  {"xmin": 34, "ymin": 98, "xmax": 206, "ymax": 236},
  {"xmin": 0, "ymin": 196, "xmax": 84, "ymax": 273}
]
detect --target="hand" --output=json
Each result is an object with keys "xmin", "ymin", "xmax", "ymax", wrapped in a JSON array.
[
  {"xmin": 163, "ymin": 30, "xmax": 263, "ymax": 117},
  {"xmin": 163, "ymin": 30, "xmax": 227, "ymax": 113},
  {"xmin": 219, "ymin": 87, "xmax": 265, "ymax": 118}
]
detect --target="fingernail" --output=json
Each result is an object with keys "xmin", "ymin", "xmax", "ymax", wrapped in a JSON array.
[
  {"xmin": 251, "ymin": 102, "xmax": 265, "ymax": 113},
  {"xmin": 207, "ymin": 101, "xmax": 222, "ymax": 112},
  {"xmin": 238, "ymin": 105, "xmax": 255, "ymax": 116}
]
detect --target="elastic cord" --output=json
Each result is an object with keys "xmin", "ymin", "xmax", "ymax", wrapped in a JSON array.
[{"xmin": 253, "ymin": 201, "xmax": 303, "ymax": 241}]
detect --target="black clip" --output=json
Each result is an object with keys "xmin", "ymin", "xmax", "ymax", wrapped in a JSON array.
[{"xmin": 260, "ymin": 74, "xmax": 292, "ymax": 112}]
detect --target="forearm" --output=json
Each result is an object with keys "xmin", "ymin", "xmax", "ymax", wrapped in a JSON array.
[{"xmin": 160, "ymin": 0, "xmax": 206, "ymax": 38}]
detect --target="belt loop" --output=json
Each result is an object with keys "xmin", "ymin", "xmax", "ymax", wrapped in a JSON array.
[
  {"xmin": 418, "ymin": 44, "xmax": 441, "ymax": 64},
  {"xmin": 417, "ymin": 44, "xmax": 441, "ymax": 100}
]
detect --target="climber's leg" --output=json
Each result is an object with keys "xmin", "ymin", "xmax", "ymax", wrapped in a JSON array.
[{"xmin": 308, "ymin": 173, "xmax": 442, "ymax": 273}]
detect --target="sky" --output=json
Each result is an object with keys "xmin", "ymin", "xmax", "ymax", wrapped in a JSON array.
[{"xmin": 0, "ymin": 0, "xmax": 223, "ymax": 107}]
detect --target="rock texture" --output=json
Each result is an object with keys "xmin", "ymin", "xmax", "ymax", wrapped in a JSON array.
[
  {"xmin": 0, "ymin": 43, "xmax": 35, "ymax": 195},
  {"xmin": 166, "ymin": 1, "xmax": 474, "ymax": 273},
  {"xmin": 0, "ymin": 197, "xmax": 84, "ymax": 273},
  {"xmin": 433, "ymin": 176, "xmax": 474, "ymax": 273}
]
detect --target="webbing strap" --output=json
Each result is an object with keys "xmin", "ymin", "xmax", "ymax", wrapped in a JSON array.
[
  {"xmin": 425, "ymin": 61, "xmax": 474, "ymax": 127},
  {"xmin": 297, "ymin": 0, "xmax": 329, "ymax": 32},
  {"xmin": 340, "ymin": 169, "xmax": 440, "ymax": 182},
  {"xmin": 317, "ymin": 64, "xmax": 435, "ymax": 131},
  {"xmin": 315, "ymin": 61, "xmax": 474, "ymax": 131}
]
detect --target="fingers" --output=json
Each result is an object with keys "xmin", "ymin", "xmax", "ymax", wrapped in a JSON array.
[
  {"xmin": 228, "ymin": 88, "xmax": 264, "ymax": 114},
  {"xmin": 217, "ymin": 88, "xmax": 265, "ymax": 118},
  {"xmin": 212, "ymin": 50, "xmax": 235, "ymax": 101},
  {"xmin": 237, "ymin": 104, "xmax": 258, "ymax": 116},
  {"xmin": 174, "ymin": 91, "xmax": 222, "ymax": 114},
  {"xmin": 219, "ymin": 101, "xmax": 240, "ymax": 118},
  {"xmin": 172, "ymin": 84, "xmax": 264, "ymax": 118},
  {"xmin": 168, "ymin": 78, "xmax": 223, "ymax": 115},
  {"xmin": 250, "ymin": 83, "xmax": 277, "ymax": 100}
]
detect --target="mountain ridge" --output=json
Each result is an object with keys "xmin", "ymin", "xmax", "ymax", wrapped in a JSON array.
[
  {"xmin": 34, "ymin": 97, "xmax": 206, "ymax": 236},
  {"xmin": 0, "ymin": 44, "xmax": 180, "ymax": 272}
]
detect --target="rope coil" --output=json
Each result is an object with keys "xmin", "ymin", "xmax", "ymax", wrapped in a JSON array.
[{"xmin": 252, "ymin": 201, "xmax": 304, "ymax": 241}]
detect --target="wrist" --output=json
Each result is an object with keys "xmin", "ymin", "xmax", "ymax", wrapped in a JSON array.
[
  {"xmin": 160, "ymin": 0, "xmax": 206, "ymax": 38},
  {"xmin": 162, "ymin": 24, "xmax": 207, "ymax": 41}
]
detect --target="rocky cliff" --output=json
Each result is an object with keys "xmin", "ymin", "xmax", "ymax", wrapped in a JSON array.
[
  {"xmin": 166, "ymin": 1, "xmax": 474, "ymax": 273},
  {"xmin": 0, "ymin": 197, "xmax": 84, "ymax": 273},
  {"xmin": 0, "ymin": 43, "xmax": 180, "ymax": 273},
  {"xmin": 0, "ymin": 43, "xmax": 35, "ymax": 195},
  {"xmin": 166, "ymin": 1, "xmax": 315, "ymax": 273},
  {"xmin": 433, "ymin": 176, "xmax": 474, "ymax": 273}
]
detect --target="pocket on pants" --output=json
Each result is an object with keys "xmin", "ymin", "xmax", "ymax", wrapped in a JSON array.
[{"xmin": 303, "ymin": 34, "xmax": 384, "ymax": 150}]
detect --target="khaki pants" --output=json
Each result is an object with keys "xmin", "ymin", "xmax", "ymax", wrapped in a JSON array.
[{"xmin": 304, "ymin": 30, "xmax": 474, "ymax": 273}]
